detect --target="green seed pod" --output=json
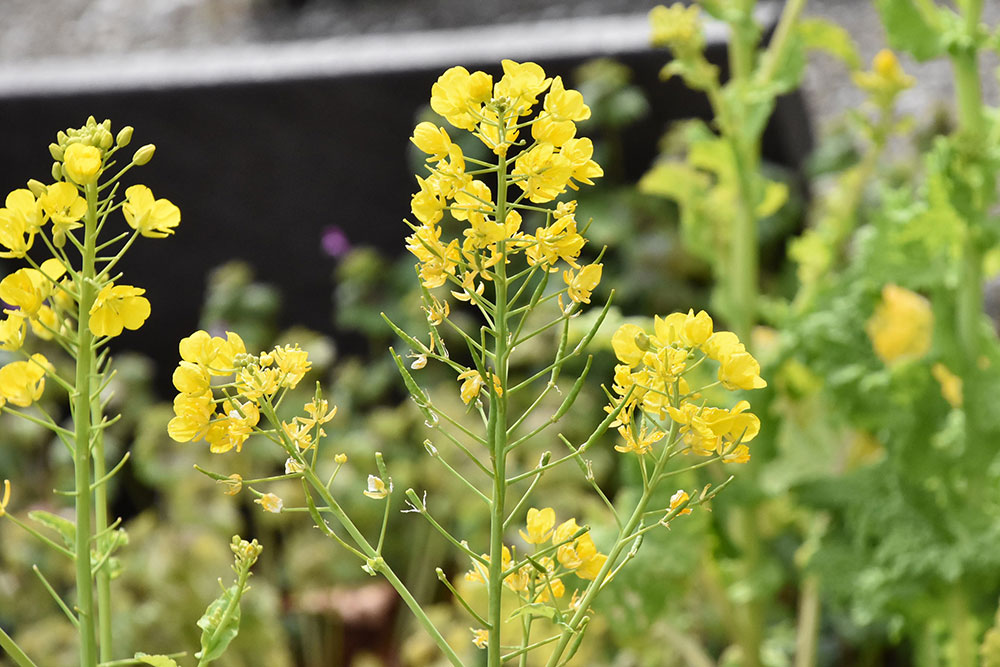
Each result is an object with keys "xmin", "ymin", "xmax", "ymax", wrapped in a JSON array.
[
  {"xmin": 116, "ymin": 125, "xmax": 134, "ymax": 148},
  {"xmin": 132, "ymin": 144, "xmax": 156, "ymax": 165}
]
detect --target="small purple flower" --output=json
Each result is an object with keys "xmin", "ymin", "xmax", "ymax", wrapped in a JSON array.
[{"xmin": 321, "ymin": 226, "xmax": 351, "ymax": 258}]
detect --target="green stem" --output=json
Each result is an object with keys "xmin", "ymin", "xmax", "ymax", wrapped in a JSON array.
[
  {"xmin": 0, "ymin": 623, "xmax": 38, "ymax": 667},
  {"xmin": 73, "ymin": 181, "xmax": 100, "ymax": 667},
  {"xmin": 196, "ymin": 565, "xmax": 250, "ymax": 667},
  {"xmin": 92, "ymin": 375, "xmax": 112, "ymax": 661},
  {"xmin": 300, "ymin": 468, "xmax": 462, "ymax": 667},
  {"xmin": 487, "ymin": 109, "xmax": 512, "ymax": 667},
  {"xmin": 948, "ymin": 586, "xmax": 975, "ymax": 667},
  {"xmin": 793, "ymin": 574, "xmax": 820, "ymax": 667}
]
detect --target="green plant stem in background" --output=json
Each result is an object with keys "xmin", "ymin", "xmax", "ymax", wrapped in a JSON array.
[
  {"xmin": 74, "ymin": 182, "xmax": 100, "ymax": 667},
  {"xmin": 92, "ymin": 375, "xmax": 112, "ymax": 661}
]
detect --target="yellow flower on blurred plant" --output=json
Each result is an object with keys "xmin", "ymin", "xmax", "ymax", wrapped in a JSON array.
[
  {"xmin": 931, "ymin": 363, "xmax": 963, "ymax": 408},
  {"xmin": 255, "ymin": 493, "xmax": 283, "ymax": 513},
  {"xmin": 219, "ymin": 473, "xmax": 243, "ymax": 496},
  {"xmin": 866, "ymin": 284, "xmax": 932, "ymax": 364},
  {"xmin": 669, "ymin": 490, "xmax": 692, "ymax": 517},
  {"xmin": 494, "ymin": 60, "xmax": 550, "ymax": 115},
  {"xmin": 458, "ymin": 368, "xmax": 486, "ymax": 405},
  {"xmin": 271, "ymin": 344, "xmax": 311, "ymax": 388},
  {"xmin": 0, "ymin": 259, "xmax": 67, "ymax": 316},
  {"xmin": 0, "ymin": 353, "xmax": 50, "ymax": 407},
  {"xmin": 122, "ymin": 184, "xmax": 180, "ymax": 238},
  {"xmin": 63, "ymin": 143, "xmax": 103, "ymax": 185},
  {"xmin": 0, "ymin": 312, "xmax": 26, "ymax": 351},
  {"xmin": 39, "ymin": 182, "xmax": 86, "ymax": 246},
  {"xmin": 519, "ymin": 507, "xmax": 556, "ymax": 544},
  {"xmin": 167, "ymin": 390, "xmax": 215, "ymax": 442},
  {"xmin": 410, "ymin": 122, "xmax": 453, "ymax": 161},
  {"xmin": 363, "ymin": 474, "xmax": 391, "ymax": 499},
  {"xmin": 471, "ymin": 628, "xmax": 489, "ymax": 649},
  {"xmin": 88, "ymin": 283, "xmax": 151, "ymax": 337},
  {"xmin": 512, "ymin": 143, "xmax": 573, "ymax": 203},
  {"xmin": 563, "ymin": 263, "xmax": 602, "ymax": 304}
]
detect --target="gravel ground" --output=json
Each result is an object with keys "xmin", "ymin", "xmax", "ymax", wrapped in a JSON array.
[{"xmin": 2, "ymin": 0, "xmax": 998, "ymax": 133}]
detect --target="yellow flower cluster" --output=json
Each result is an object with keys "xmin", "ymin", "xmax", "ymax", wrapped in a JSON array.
[
  {"xmin": 0, "ymin": 118, "xmax": 173, "ymax": 412},
  {"xmin": 466, "ymin": 507, "xmax": 606, "ymax": 604},
  {"xmin": 865, "ymin": 284, "xmax": 932, "ymax": 365},
  {"xmin": 407, "ymin": 60, "xmax": 603, "ymax": 295},
  {"xmin": 168, "ymin": 330, "xmax": 331, "ymax": 455},
  {"xmin": 609, "ymin": 310, "xmax": 765, "ymax": 462},
  {"xmin": 852, "ymin": 50, "xmax": 914, "ymax": 107}
]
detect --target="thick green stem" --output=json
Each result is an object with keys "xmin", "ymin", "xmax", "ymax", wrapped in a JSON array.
[
  {"xmin": 92, "ymin": 377, "xmax": 112, "ymax": 661},
  {"xmin": 487, "ymin": 115, "xmax": 512, "ymax": 667},
  {"xmin": 74, "ymin": 182, "xmax": 100, "ymax": 667},
  {"xmin": 948, "ymin": 586, "xmax": 976, "ymax": 667}
]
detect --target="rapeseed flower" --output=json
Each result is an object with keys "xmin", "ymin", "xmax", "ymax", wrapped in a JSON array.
[
  {"xmin": 88, "ymin": 283, "xmax": 151, "ymax": 337},
  {"xmin": 866, "ymin": 284, "xmax": 932, "ymax": 364},
  {"xmin": 122, "ymin": 184, "xmax": 180, "ymax": 238},
  {"xmin": 0, "ymin": 353, "xmax": 50, "ymax": 407},
  {"xmin": 63, "ymin": 143, "xmax": 103, "ymax": 185}
]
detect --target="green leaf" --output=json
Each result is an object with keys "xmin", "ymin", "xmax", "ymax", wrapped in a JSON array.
[
  {"xmin": 637, "ymin": 162, "xmax": 708, "ymax": 202},
  {"xmin": 508, "ymin": 602, "xmax": 559, "ymax": 623},
  {"xmin": 874, "ymin": 0, "xmax": 944, "ymax": 61},
  {"xmin": 134, "ymin": 653, "xmax": 179, "ymax": 667},
  {"xmin": 798, "ymin": 18, "xmax": 861, "ymax": 69},
  {"xmin": 196, "ymin": 585, "xmax": 241, "ymax": 664},
  {"xmin": 28, "ymin": 510, "xmax": 75, "ymax": 548}
]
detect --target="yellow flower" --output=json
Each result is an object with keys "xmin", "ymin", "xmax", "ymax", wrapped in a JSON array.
[
  {"xmin": 271, "ymin": 344, "xmax": 311, "ymax": 388},
  {"xmin": 410, "ymin": 122, "xmax": 452, "ymax": 161},
  {"xmin": 88, "ymin": 283, "xmax": 151, "ymax": 337},
  {"xmin": 649, "ymin": 3, "xmax": 703, "ymax": 51},
  {"xmin": 167, "ymin": 390, "xmax": 215, "ymax": 442},
  {"xmin": 471, "ymin": 628, "xmax": 489, "ymax": 650},
  {"xmin": 519, "ymin": 507, "xmax": 556, "ymax": 544},
  {"xmin": 457, "ymin": 368, "xmax": 500, "ymax": 404},
  {"xmin": 615, "ymin": 418, "xmax": 665, "ymax": 455},
  {"xmin": 0, "ymin": 353, "xmax": 50, "ymax": 407},
  {"xmin": 612, "ymin": 323, "xmax": 648, "ymax": 367},
  {"xmin": 0, "ymin": 190, "xmax": 42, "ymax": 258},
  {"xmin": 235, "ymin": 365, "xmax": 279, "ymax": 401},
  {"xmin": 525, "ymin": 207, "xmax": 585, "ymax": 268},
  {"xmin": 405, "ymin": 223, "xmax": 460, "ymax": 288},
  {"xmin": 0, "ymin": 259, "xmax": 67, "ymax": 316},
  {"xmin": 63, "ymin": 143, "xmax": 103, "ymax": 185},
  {"xmin": 219, "ymin": 473, "xmax": 243, "ymax": 495},
  {"xmin": 430, "ymin": 66, "xmax": 493, "ymax": 130},
  {"xmin": 410, "ymin": 175, "xmax": 446, "ymax": 226},
  {"xmin": 122, "ymin": 184, "xmax": 181, "ymax": 238},
  {"xmin": 172, "ymin": 361, "xmax": 211, "ymax": 395},
  {"xmin": 560, "ymin": 137, "xmax": 604, "ymax": 189},
  {"xmin": 363, "ymin": 474, "xmax": 391, "ymax": 499},
  {"xmin": 563, "ymin": 263, "xmax": 602, "ymax": 304},
  {"xmin": 512, "ymin": 143, "xmax": 573, "ymax": 203},
  {"xmin": 669, "ymin": 490, "xmax": 692, "ymax": 517},
  {"xmin": 0, "ymin": 312, "xmax": 26, "ymax": 351},
  {"xmin": 932, "ymin": 363, "xmax": 963, "ymax": 408},
  {"xmin": 178, "ymin": 330, "xmax": 246, "ymax": 375},
  {"xmin": 208, "ymin": 399, "xmax": 260, "ymax": 453},
  {"xmin": 255, "ymin": 493, "xmax": 283, "ymax": 513},
  {"xmin": 39, "ymin": 182, "xmax": 86, "ymax": 246},
  {"xmin": 297, "ymin": 398, "xmax": 338, "ymax": 429},
  {"xmin": 281, "ymin": 420, "xmax": 314, "ymax": 450},
  {"xmin": 493, "ymin": 60, "xmax": 550, "ymax": 115},
  {"xmin": 852, "ymin": 49, "xmax": 914, "ymax": 105},
  {"xmin": 866, "ymin": 284, "xmax": 933, "ymax": 364}
]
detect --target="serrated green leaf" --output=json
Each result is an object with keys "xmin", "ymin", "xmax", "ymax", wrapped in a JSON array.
[
  {"xmin": 28, "ymin": 510, "xmax": 76, "ymax": 548},
  {"xmin": 134, "ymin": 653, "xmax": 179, "ymax": 667},
  {"xmin": 874, "ymin": 0, "xmax": 944, "ymax": 61},
  {"xmin": 798, "ymin": 18, "xmax": 861, "ymax": 69},
  {"xmin": 196, "ymin": 585, "xmax": 241, "ymax": 664}
]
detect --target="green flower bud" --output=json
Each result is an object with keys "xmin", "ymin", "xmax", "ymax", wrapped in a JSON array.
[
  {"xmin": 116, "ymin": 125, "xmax": 134, "ymax": 148},
  {"xmin": 132, "ymin": 144, "xmax": 156, "ymax": 165},
  {"xmin": 635, "ymin": 331, "xmax": 651, "ymax": 351},
  {"xmin": 98, "ymin": 129, "xmax": 113, "ymax": 150},
  {"xmin": 26, "ymin": 179, "xmax": 46, "ymax": 197},
  {"xmin": 51, "ymin": 161, "xmax": 62, "ymax": 181},
  {"xmin": 48, "ymin": 143, "xmax": 64, "ymax": 161},
  {"xmin": 56, "ymin": 130, "xmax": 68, "ymax": 144}
]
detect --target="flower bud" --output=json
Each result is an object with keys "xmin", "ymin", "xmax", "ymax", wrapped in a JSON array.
[
  {"xmin": 635, "ymin": 331, "xmax": 651, "ymax": 351},
  {"xmin": 132, "ymin": 144, "xmax": 156, "ymax": 165},
  {"xmin": 48, "ymin": 143, "xmax": 64, "ymax": 161},
  {"xmin": 26, "ymin": 179, "xmax": 46, "ymax": 197},
  {"xmin": 56, "ymin": 130, "xmax": 68, "ymax": 144},
  {"xmin": 334, "ymin": 453, "xmax": 348, "ymax": 464},
  {"xmin": 51, "ymin": 162, "xmax": 62, "ymax": 181},
  {"xmin": 98, "ymin": 129, "xmax": 113, "ymax": 150},
  {"xmin": 116, "ymin": 125, "xmax": 134, "ymax": 148}
]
